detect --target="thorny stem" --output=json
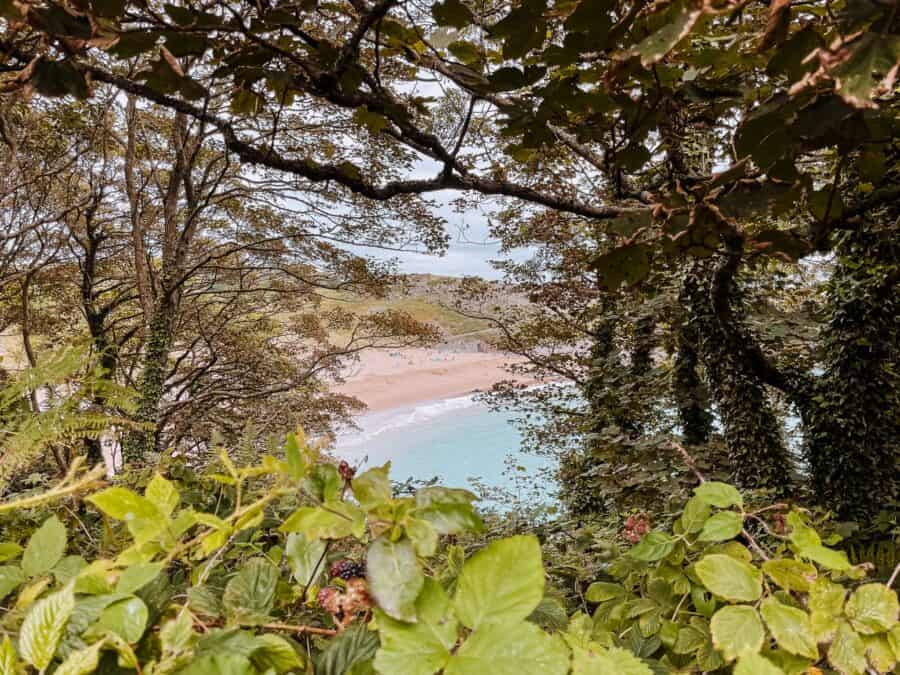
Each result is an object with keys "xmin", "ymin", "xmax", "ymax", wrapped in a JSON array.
[
  {"xmin": 668, "ymin": 441, "xmax": 772, "ymax": 561},
  {"xmin": 0, "ymin": 458, "xmax": 105, "ymax": 514}
]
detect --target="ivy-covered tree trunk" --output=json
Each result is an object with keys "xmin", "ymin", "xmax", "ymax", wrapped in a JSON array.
[
  {"xmin": 804, "ymin": 226, "xmax": 900, "ymax": 518},
  {"xmin": 683, "ymin": 259, "xmax": 794, "ymax": 492},
  {"xmin": 122, "ymin": 298, "xmax": 177, "ymax": 464},
  {"xmin": 671, "ymin": 308, "xmax": 713, "ymax": 446}
]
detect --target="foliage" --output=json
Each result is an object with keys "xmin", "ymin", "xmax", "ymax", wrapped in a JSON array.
[
  {"xmin": 1, "ymin": 431, "xmax": 899, "ymax": 674},
  {"xmin": 0, "ymin": 345, "xmax": 136, "ymax": 494}
]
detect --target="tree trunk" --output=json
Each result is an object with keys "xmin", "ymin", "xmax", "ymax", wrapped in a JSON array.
[{"xmin": 683, "ymin": 259, "xmax": 794, "ymax": 492}]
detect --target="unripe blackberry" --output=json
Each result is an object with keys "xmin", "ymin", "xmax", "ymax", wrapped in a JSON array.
[
  {"xmin": 338, "ymin": 460, "xmax": 356, "ymax": 481},
  {"xmin": 317, "ymin": 586, "xmax": 341, "ymax": 615},
  {"xmin": 329, "ymin": 558, "xmax": 366, "ymax": 580}
]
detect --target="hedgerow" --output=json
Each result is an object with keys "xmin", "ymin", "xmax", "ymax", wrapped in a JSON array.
[{"xmin": 0, "ymin": 434, "xmax": 897, "ymax": 674}]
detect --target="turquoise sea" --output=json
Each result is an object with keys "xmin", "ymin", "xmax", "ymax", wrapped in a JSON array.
[{"xmin": 334, "ymin": 393, "xmax": 556, "ymax": 506}]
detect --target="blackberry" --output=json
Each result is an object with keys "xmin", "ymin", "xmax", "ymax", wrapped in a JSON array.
[
  {"xmin": 329, "ymin": 558, "xmax": 366, "ymax": 580},
  {"xmin": 338, "ymin": 460, "xmax": 356, "ymax": 481},
  {"xmin": 317, "ymin": 586, "xmax": 341, "ymax": 615}
]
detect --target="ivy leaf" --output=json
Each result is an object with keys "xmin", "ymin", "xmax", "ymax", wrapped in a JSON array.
[
  {"xmin": 367, "ymin": 537, "xmax": 424, "ymax": 622},
  {"xmin": 693, "ymin": 482, "xmax": 743, "ymax": 509},
  {"xmin": 828, "ymin": 621, "xmax": 867, "ymax": 675},
  {"xmin": 570, "ymin": 643, "xmax": 652, "ymax": 674},
  {"xmin": 223, "ymin": 558, "xmax": 278, "ymax": 625},
  {"xmin": 710, "ymin": 605, "xmax": 765, "ymax": 661},
  {"xmin": 844, "ymin": 584, "xmax": 899, "ymax": 635},
  {"xmin": 98, "ymin": 596, "xmax": 149, "ymax": 643},
  {"xmin": 694, "ymin": 554, "xmax": 762, "ymax": 602},
  {"xmin": 698, "ymin": 511, "xmax": 743, "ymax": 542},
  {"xmin": 374, "ymin": 579, "xmax": 457, "ymax": 675},
  {"xmin": 445, "ymin": 621, "xmax": 570, "ymax": 675},
  {"xmin": 453, "ymin": 535, "xmax": 544, "ymax": 630},
  {"xmin": 351, "ymin": 463, "xmax": 392, "ymax": 510},
  {"xmin": 734, "ymin": 652, "xmax": 786, "ymax": 674},
  {"xmin": 19, "ymin": 583, "xmax": 75, "ymax": 670},
  {"xmin": 432, "ymin": 0, "xmax": 473, "ymax": 29},
  {"xmin": 22, "ymin": 515, "xmax": 67, "ymax": 578},
  {"xmin": 759, "ymin": 597, "xmax": 818, "ymax": 659}
]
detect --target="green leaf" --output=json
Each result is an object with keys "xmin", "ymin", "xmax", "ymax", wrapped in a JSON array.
[
  {"xmin": 694, "ymin": 554, "xmax": 762, "ymax": 602},
  {"xmin": 863, "ymin": 634, "xmax": 896, "ymax": 672},
  {"xmin": 570, "ymin": 644, "xmax": 652, "ymax": 674},
  {"xmin": 98, "ymin": 596, "xmax": 149, "ymax": 643},
  {"xmin": 0, "ymin": 636, "xmax": 19, "ymax": 675},
  {"xmin": 585, "ymin": 582, "xmax": 625, "ymax": 603},
  {"xmin": 693, "ymin": 482, "xmax": 743, "ymax": 509},
  {"xmin": 353, "ymin": 106, "xmax": 390, "ymax": 135},
  {"xmin": 593, "ymin": 243, "xmax": 651, "ymax": 290},
  {"xmin": 734, "ymin": 652, "xmax": 786, "ymax": 675},
  {"xmin": 285, "ymin": 533, "xmax": 327, "ymax": 587},
  {"xmin": 223, "ymin": 558, "xmax": 278, "ymax": 625},
  {"xmin": 406, "ymin": 517, "xmax": 439, "ymax": 557},
  {"xmin": 416, "ymin": 503, "xmax": 483, "ymax": 535},
  {"xmin": 845, "ymin": 584, "xmax": 899, "ymax": 635},
  {"xmin": 22, "ymin": 515, "xmax": 67, "ymax": 578},
  {"xmin": 280, "ymin": 502, "xmax": 365, "ymax": 540},
  {"xmin": 55, "ymin": 639, "xmax": 105, "ymax": 675},
  {"xmin": 250, "ymin": 634, "xmax": 303, "ymax": 672},
  {"xmin": 679, "ymin": 496, "xmax": 711, "ymax": 533},
  {"xmin": 710, "ymin": 605, "xmax": 765, "ymax": 661},
  {"xmin": 627, "ymin": 532, "xmax": 674, "ymax": 561},
  {"xmin": 759, "ymin": 597, "xmax": 818, "ymax": 659},
  {"xmin": 0, "ymin": 543, "xmax": 22, "ymax": 563},
  {"xmin": 454, "ymin": 535, "xmax": 544, "ymax": 629},
  {"xmin": 352, "ymin": 463, "xmax": 392, "ymax": 510},
  {"xmin": 798, "ymin": 544, "xmax": 851, "ymax": 571},
  {"xmin": 698, "ymin": 511, "xmax": 744, "ymax": 542},
  {"xmin": 160, "ymin": 610, "xmax": 194, "ymax": 654},
  {"xmin": 115, "ymin": 562, "xmax": 164, "ymax": 594},
  {"xmin": 828, "ymin": 621, "xmax": 867, "ymax": 675},
  {"xmin": 432, "ymin": 0, "xmax": 473, "ymax": 28},
  {"xmin": 88, "ymin": 487, "xmax": 161, "ymax": 521},
  {"xmin": 19, "ymin": 583, "xmax": 75, "ymax": 670},
  {"xmin": 374, "ymin": 579, "xmax": 457, "ymax": 675},
  {"xmin": 632, "ymin": 1, "xmax": 701, "ymax": 67},
  {"xmin": 831, "ymin": 34, "xmax": 900, "ymax": 108},
  {"xmin": 0, "ymin": 565, "xmax": 25, "ymax": 600},
  {"xmin": 176, "ymin": 653, "xmax": 255, "ymax": 675},
  {"xmin": 762, "ymin": 559, "xmax": 817, "ymax": 593},
  {"xmin": 445, "ymin": 621, "xmax": 570, "ymax": 675},
  {"xmin": 317, "ymin": 624, "xmax": 379, "ymax": 675},
  {"xmin": 145, "ymin": 474, "xmax": 179, "ymax": 516},
  {"xmin": 367, "ymin": 536, "xmax": 424, "ymax": 622}
]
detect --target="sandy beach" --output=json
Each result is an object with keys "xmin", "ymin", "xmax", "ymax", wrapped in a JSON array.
[{"xmin": 335, "ymin": 347, "xmax": 529, "ymax": 412}]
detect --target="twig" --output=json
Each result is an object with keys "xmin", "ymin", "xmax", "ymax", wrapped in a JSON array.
[
  {"xmin": 887, "ymin": 562, "xmax": 900, "ymax": 589},
  {"xmin": 262, "ymin": 622, "xmax": 337, "ymax": 637}
]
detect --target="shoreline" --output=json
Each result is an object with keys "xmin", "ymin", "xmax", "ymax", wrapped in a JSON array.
[{"xmin": 334, "ymin": 347, "xmax": 532, "ymax": 413}]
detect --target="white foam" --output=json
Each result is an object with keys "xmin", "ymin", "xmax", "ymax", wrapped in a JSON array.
[{"xmin": 336, "ymin": 392, "xmax": 481, "ymax": 450}]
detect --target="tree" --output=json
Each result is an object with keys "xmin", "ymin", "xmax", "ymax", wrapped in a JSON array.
[{"xmin": 2, "ymin": 0, "xmax": 898, "ymax": 515}]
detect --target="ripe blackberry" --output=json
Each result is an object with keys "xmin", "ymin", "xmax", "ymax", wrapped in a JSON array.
[
  {"xmin": 338, "ymin": 460, "xmax": 356, "ymax": 481},
  {"xmin": 329, "ymin": 558, "xmax": 366, "ymax": 580}
]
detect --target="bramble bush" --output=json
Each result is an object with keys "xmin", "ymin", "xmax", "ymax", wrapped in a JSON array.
[{"xmin": 0, "ymin": 434, "xmax": 898, "ymax": 674}]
